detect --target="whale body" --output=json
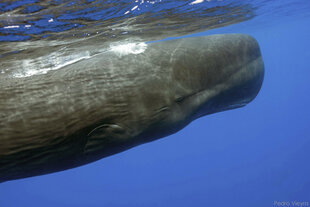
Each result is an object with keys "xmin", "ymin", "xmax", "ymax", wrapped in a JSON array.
[{"xmin": 0, "ymin": 34, "xmax": 264, "ymax": 182}]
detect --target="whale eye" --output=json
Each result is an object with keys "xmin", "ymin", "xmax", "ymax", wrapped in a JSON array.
[
  {"xmin": 175, "ymin": 96, "xmax": 185, "ymax": 103},
  {"xmin": 175, "ymin": 93, "xmax": 193, "ymax": 104}
]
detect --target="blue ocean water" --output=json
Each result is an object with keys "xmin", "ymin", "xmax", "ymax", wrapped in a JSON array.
[{"xmin": 0, "ymin": 0, "xmax": 310, "ymax": 206}]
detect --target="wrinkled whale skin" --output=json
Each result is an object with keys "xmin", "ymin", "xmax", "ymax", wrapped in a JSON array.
[{"xmin": 0, "ymin": 34, "xmax": 264, "ymax": 182}]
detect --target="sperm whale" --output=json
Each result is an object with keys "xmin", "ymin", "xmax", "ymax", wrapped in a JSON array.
[{"xmin": 0, "ymin": 34, "xmax": 264, "ymax": 182}]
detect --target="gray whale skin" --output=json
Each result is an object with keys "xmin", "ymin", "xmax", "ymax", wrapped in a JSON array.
[{"xmin": 0, "ymin": 34, "xmax": 264, "ymax": 182}]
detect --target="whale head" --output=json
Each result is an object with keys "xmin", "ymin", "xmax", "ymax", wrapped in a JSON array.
[{"xmin": 159, "ymin": 34, "xmax": 264, "ymax": 123}]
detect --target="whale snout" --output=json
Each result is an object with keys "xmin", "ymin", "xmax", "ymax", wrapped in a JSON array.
[
  {"xmin": 206, "ymin": 34, "xmax": 265, "ymax": 113},
  {"xmin": 168, "ymin": 34, "xmax": 265, "ymax": 118}
]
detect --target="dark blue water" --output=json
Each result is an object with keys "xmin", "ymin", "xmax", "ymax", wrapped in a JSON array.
[{"xmin": 1, "ymin": 0, "xmax": 310, "ymax": 206}]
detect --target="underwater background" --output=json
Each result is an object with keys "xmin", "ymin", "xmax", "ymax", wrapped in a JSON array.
[{"xmin": 0, "ymin": 0, "xmax": 310, "ymax": 206}]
